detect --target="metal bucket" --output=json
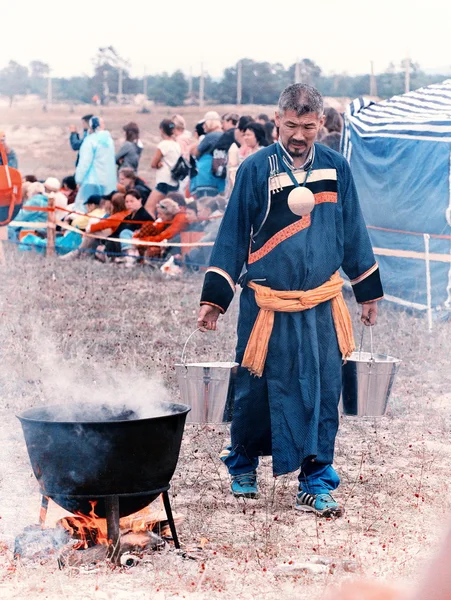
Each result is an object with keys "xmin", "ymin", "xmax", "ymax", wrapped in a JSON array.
[
  {"xmin": 175, "ymin": 329, "xmax": 238, "ymax": 423},
  {"xmin": 341, "ymin": 327, "xmax": 401, "ymax": 417}
]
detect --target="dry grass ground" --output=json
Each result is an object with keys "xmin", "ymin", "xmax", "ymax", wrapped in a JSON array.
[
  {"xmin": 0, "ymin": 105, "xmax": 450, "ymax": 599},
  {"xmin": 0, "ymin": 251, "xmax": 450, "ymax": 600}
]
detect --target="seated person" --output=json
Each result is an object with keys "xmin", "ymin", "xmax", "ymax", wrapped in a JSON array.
[
  {"xmin": 118, "ymin": 168, "xmax": 151, "ymax": 203},
  {"xmin": 61, "ymin": 175, "xmax": 78, "ymax": 205},
  {"xmin": 8, "ymin": 178, "xmax": 59, "ymax": 241},
  {"xmin": 105, "ymin": 190, "xmax": 153, "ymax": 261},
  {"xmin": 69, "ymin": 194, "xmax": 106, "ymax": 231},
  {"xmin": 134, "ymin": 198, "xmax": 188, "ymax": 260},
  {"xmin": 61, "ymin": 193, "xmax": 127, "ymax": 260},
  {"xmin": 185, "ymin": 201, "xmax": 204, "ymax": 231},
  {"xmin": 182, "ymin": 197, "xmax": 223, "ymax": 268}
]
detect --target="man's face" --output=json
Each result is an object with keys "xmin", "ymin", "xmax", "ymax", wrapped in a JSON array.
[
  {"xmin": 82, "ymin": 119, "xmax": 90, "ymax": 130},
  {"xmin": 275, "ymin": 110, "xmax": 325, "ymax": 161}
]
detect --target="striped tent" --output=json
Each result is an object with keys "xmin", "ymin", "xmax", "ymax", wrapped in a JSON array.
[{"xmin": 342, "ymin": 80, "xmax": 451, "ymax": 317}]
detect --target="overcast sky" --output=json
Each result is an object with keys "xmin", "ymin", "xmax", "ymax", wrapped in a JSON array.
[{"xmin": 4, "ymin": 0, "xmax": 451, "ymax": 78}]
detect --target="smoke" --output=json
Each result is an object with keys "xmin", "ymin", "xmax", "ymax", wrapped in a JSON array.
[{"xmin": 0, "ymin": 296, "xmax": 175, "ymax": 420}]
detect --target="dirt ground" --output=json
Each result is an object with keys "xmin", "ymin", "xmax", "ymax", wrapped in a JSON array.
[{"xmin": 0, "ymin": 105, "xmax": 450, "ymax": 599}]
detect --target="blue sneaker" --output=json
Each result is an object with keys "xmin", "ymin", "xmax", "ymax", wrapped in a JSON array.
[
  {"xmin": 231, "ymin": 471, "xmax": 258, "ymax": 499},
  {"xmin": 295, "ymin": 492, "xmax": 343, "ymax": 517}
]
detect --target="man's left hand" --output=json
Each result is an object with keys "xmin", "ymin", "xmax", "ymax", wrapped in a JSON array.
[{"xmin": 360, "ymin": 301, "xmax": 378, "ymax": 326}]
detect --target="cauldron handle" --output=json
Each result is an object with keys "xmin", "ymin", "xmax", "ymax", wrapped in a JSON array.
[{"xmin": 180, "ymin": 328, "xmax": 201, "ymax": 365}]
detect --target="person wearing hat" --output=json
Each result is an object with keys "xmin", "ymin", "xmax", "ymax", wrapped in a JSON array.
[
  {"xmin": 70, "ymin": 194, "xmax": 106, "ymax": 231},
  {"xmin": 189, "ymin": 111, "xmax": 226, "ymax": 199},
  {"xmin": 0, "ymin": 131, "xmax": 18, "ymax": 168},
  {"xmin": 74, "ymin": 116, "xmax": 117, "ymax": 213},
  {"xmin": 115, "ymin": 122, "xmax": 143, "ymax": 172}
]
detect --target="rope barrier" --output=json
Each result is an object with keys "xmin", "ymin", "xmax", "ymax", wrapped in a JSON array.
[
  {"xmin": 56, "ymin": 220, "xmax": 215, "ymax": 247},
  {"xmin": 373, "ymin": 247, "xmax": 451, "ymax": 263},
  {"xmin": 368, "ymin": 224, "xmax": 451, "ymax": 241},
  {"xmin": 21, "ymin": 204, "xmax": 223, "ymax": 225}
]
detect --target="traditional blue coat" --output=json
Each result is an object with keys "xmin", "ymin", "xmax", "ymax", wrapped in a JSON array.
[{"xmin": 200, "ymin": 142, "xmax": 383, "ymax": 476}]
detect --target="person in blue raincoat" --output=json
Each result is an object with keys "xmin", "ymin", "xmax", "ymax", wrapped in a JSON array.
[
  {"xmin": 197, "ymin": 84, "xmax": 383, "ymax": 519},
  {"xmin": 74, "ymin": 117, "xmax": 117, "ymax": 212},
  {"xmin": 8, "ymin": 178, "xmax": 59, "ymax": 241}
]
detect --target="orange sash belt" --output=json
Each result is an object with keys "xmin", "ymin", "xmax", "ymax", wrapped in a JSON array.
[{"xmin": 241, "ymin": 272, "xmax": 355, "ymax": 377}]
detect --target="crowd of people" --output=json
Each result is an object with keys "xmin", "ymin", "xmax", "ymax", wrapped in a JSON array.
[{"xmin": 6, "ymin": 106, "xmax": 343, "ymax": 270}]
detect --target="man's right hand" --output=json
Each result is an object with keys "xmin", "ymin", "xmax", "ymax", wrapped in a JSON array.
[{"xmin": 197, "ymin": 304, "xmax": 222, "ymax": 332}]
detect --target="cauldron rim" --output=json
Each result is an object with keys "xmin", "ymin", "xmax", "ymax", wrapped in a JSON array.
[{"xmin": 17, "ymin": 401, "xmax": 191, "ymax": 425}]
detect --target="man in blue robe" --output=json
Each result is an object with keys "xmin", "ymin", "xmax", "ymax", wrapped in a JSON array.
[{"xmin": 197, "ymin": 84, "xmax": 383, "ymax": 517}]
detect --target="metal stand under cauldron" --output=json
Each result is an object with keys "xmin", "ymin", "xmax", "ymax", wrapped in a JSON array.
[{"xmin": 38, "ymin": 489, "xmax": 180, "ymax": 562}]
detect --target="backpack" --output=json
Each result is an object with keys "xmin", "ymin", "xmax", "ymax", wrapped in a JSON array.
[
  {"xmin": 0, "ymin": 142, "xmax": 22, "ymax": 225},
  {"xmin": 171, "ymin": 155, "xmax": 191, "ymax": 181},
  {"xmin": 211, "ymin": 148, "xmax": 228, "ymax": 179}
]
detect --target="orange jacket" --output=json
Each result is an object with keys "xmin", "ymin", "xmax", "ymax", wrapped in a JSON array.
[
  {"xmin": 135, "ymin": 211, "xmax": 188, "ymax": 243},
  {"xmin": 89, "ymin": 210, "xmax": 131, "ymax": 234}
]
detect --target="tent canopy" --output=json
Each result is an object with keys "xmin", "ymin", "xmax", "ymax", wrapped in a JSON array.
[{"xmin": 342, "ymin": 80, "xmax": 451, "ymax": 314}]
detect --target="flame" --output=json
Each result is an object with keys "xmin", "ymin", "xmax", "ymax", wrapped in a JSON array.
[
  {"xmin": 58, "ymin": 496, "xmax": 182, "ymax": 550},
  {"xmin": 59, "ymin": 501, "xmax": 108, "ymax": 549}
]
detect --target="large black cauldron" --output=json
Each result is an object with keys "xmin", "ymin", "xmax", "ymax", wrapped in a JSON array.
[{"xmin": 18, "ymin": 402, "xmax": 190, "ymax": 518}]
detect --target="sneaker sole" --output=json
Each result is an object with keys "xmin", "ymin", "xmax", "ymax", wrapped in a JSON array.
[
  {"xmin": 294, "ymin": 504, "xmax": 344, "ymax": 518},
  {"xmin": 232, "ymin": 491, "xmax": 259, "ymax": 499}
]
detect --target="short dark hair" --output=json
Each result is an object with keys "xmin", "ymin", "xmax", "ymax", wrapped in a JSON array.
[
  {"xmin": 24, "ymin": 174, "xmax": 38, "ymax": 183},
  {"xmin": 257, "ymin": 113, "xmax": 270, "ymax": 123},
  {"xmin": 160, "ymin": 119, "xmax": 176, "ymax": 137},
  {"xmin": 167, "ymin": 191, "xmax": 186, "ymax": 207},
  {"xmin": 85, "ymin": 194, "xmax": 102, "ymax": 206},
  {"xmin": 125, "ymin": 189, "xmax": 142, "ymax": 200},
  {"xmin": 278, "ymin": 83, "xmax": 323, "ymax": 117},
  {"xmin": 198, "ymin": 197, "xmax": 219, "ymax": 213},
  {"xmin": 62, "ymin": 175, "xmax": 77, "ymax": 190},
  {"xmin": 224, "ymin": 112, "xmax": 240, "ymax": 126},
  {"xmin": 119, "ymin": 168, "xmax": 137, "ymax": 181},
  {"xmin": 195, "ymin": 121, "xmax": 205, "ymax": 137},
  {"xmin": 238, "ymin": 115, "xmax": 254, "ymax": 132},
  {"xmin": 123, "ymin": 121, "xmax": 140, "ymax": 142},
  {"xmin": 82, "ymin": 114, "xmax": 93, "ymax": 123},
  {"xmin": 186, "ymin": 201, "xmax": 197, "ymax": 213},
  {"xmin": 244, "ymin": 122, "xmax": 268, "ymax": 147}
]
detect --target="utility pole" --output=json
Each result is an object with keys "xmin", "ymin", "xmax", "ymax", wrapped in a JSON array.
[
  {"xmin": 294, "ymin": 60, "xmax": 301, "ymax": 83},
  {"xmin": 199, "ymin": 63, "xmax": 205, "ymax": 108},
  {"xmin": 404, "ymin": 57, "xmax": 410, "ymax": 93},
  {"xmin": 188, "ymin": 67, "xmax": 193, "ymax": 100},
  {"xmin": 47, "ymin": 70, "xmax": 52, "ymax": 106},
  {"xmin": 237, "ymin": 60, "xmax": 242, "ymax": 105},
  {"xmin": 143, "ymin": 66, "xmax": 148, "ymax": 98},
  {"xmin": 370, "ymin": 60, "xmax": 378, "ymax": 96},
  {"xmin": 118, "ymin": 68, "xmax": 123, "ymax": 103}
]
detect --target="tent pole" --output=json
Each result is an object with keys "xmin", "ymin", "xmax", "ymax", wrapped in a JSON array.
[{"xmin": 424, "ymin": 234, "xmax": 433, "ymax": 331}]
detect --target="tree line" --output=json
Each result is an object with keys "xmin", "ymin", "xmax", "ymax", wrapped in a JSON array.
[{"xmin": 0, "ymin": 49, "xmax": 449, "ymax": 107}]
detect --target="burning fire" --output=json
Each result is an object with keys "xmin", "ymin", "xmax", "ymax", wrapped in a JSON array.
[{"xmin": 58, "ymin": 497, "xmax": 177, "ymax": 550}]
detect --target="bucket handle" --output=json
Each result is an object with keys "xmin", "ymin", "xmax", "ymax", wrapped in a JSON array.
[
  {"xmin": 181, "ymin": 328, "xmax": 202, "ymax": 365},
  {"xmin": 358, "ymin": 325, "xmax": 375, "ymax": 361}
]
